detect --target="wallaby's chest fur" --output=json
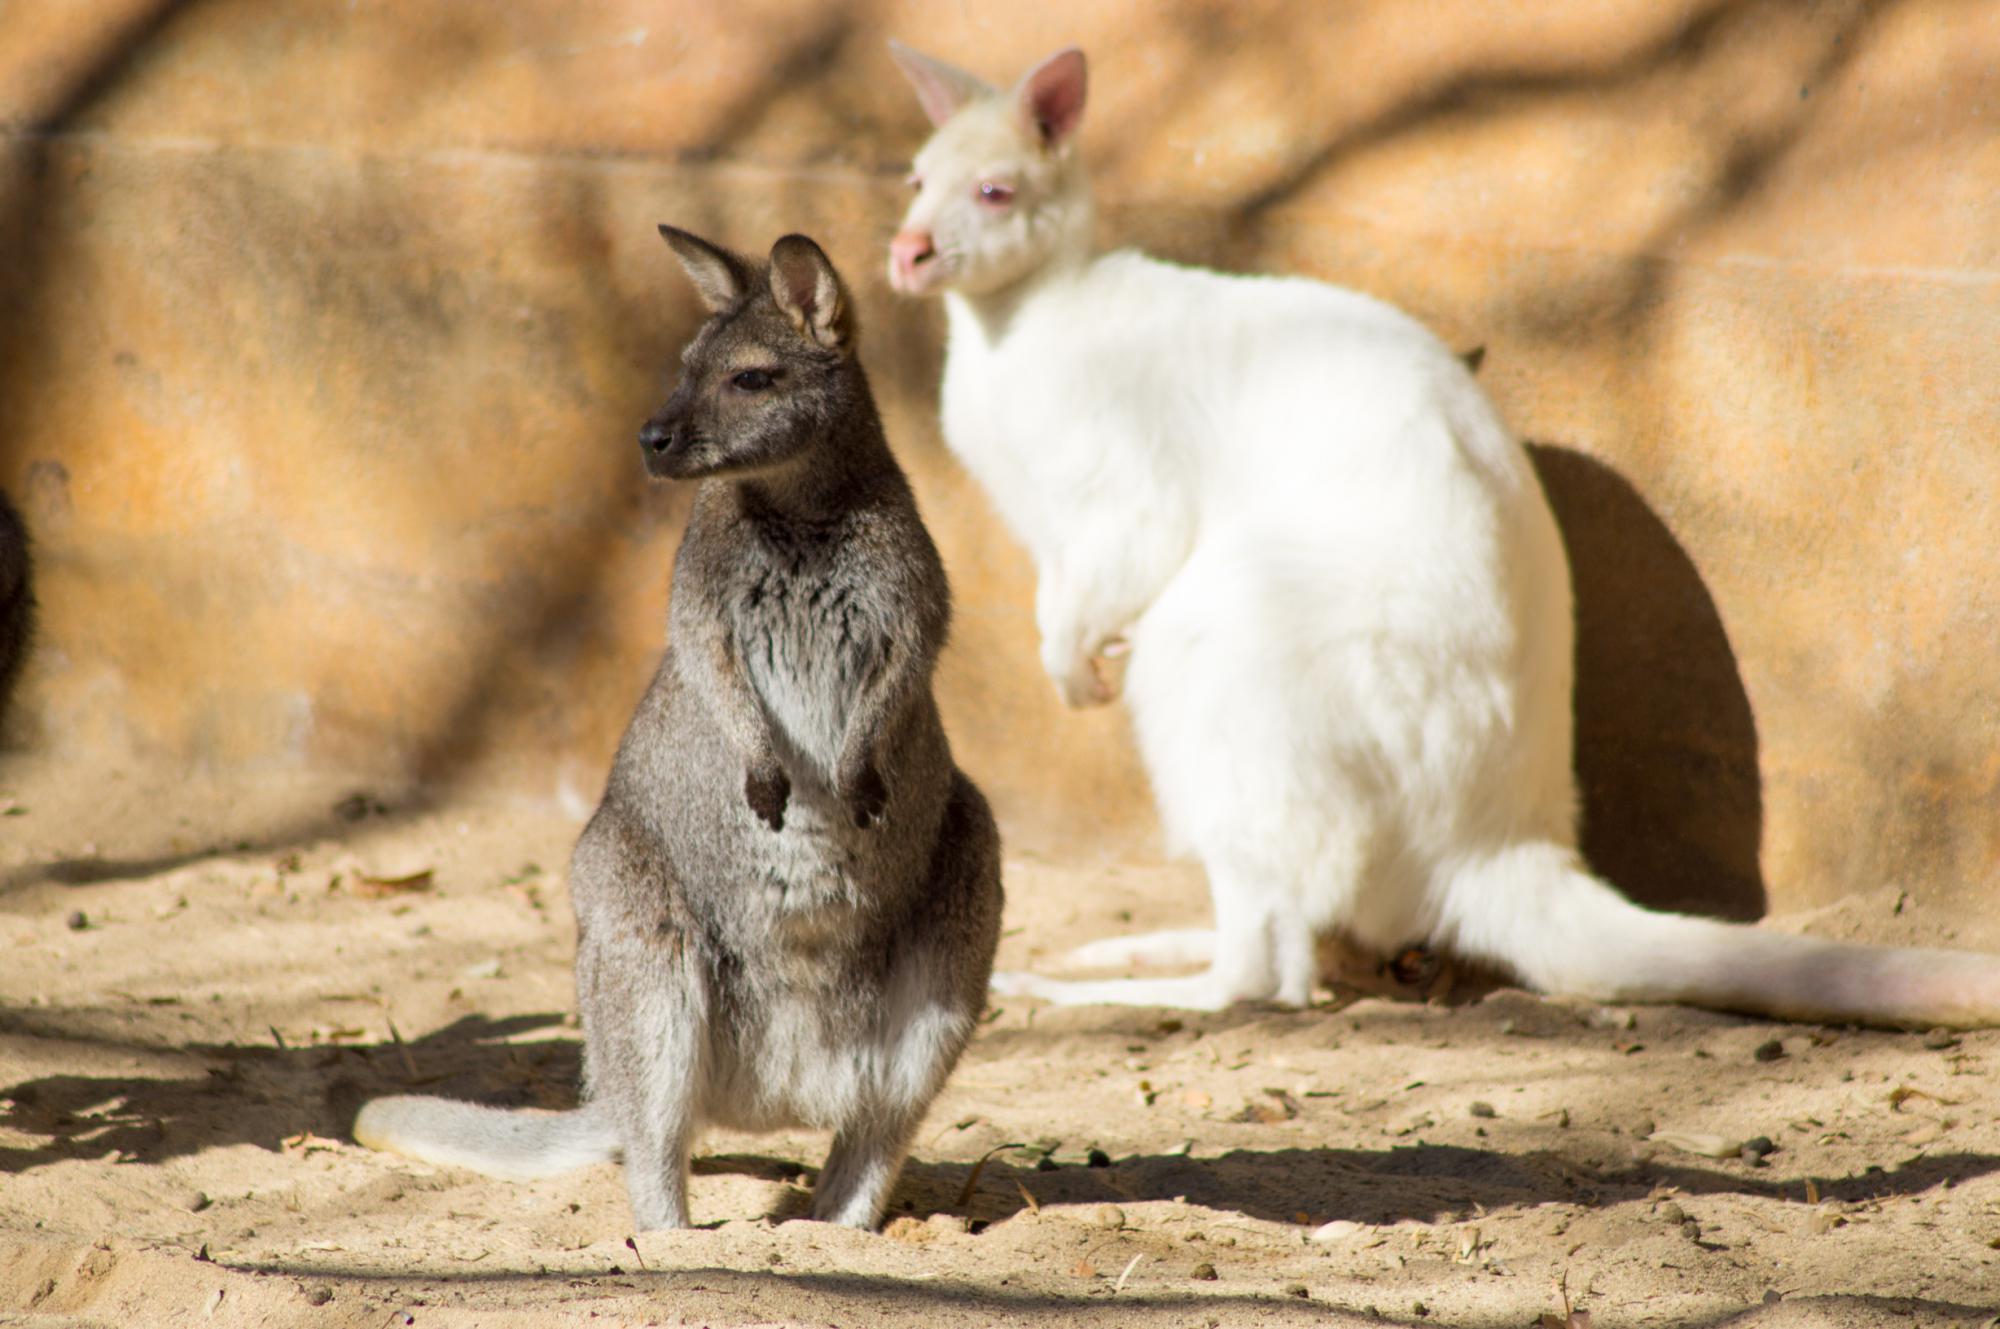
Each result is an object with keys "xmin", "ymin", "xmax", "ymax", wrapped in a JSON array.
[{"xmin": 726, "ymin": 503, "xmax": 901, "ymax": 781}]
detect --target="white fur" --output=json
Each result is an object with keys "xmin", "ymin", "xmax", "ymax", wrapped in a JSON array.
[{"xmin": 889, "ymin": 44, "xmax": 2000, "ymax": 1027}]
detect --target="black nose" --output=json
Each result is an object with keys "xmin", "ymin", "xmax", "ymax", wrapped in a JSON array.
[{"xmin": 639, "ymin": 420, "xmax": 674, "ymax": 455}]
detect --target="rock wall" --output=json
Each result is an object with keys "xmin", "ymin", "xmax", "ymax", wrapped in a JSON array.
[{"xmin": 2, "ymin": 0, "xmax": 1995, "ymax": 917}]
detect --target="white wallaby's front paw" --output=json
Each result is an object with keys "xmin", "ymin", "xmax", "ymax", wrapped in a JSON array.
[{"xmin": 1043, "ymin": 643, "xmax": 1117, "ymax": 709}]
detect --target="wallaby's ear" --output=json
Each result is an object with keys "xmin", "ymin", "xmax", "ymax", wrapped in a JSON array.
[
  {"xmin": 658, "ymin": 224, "xmax": 755, "ymax": 313},
  {"xmin": 888, "ymin": 39, "xmax": 992, "ymax": 127},
  {"xmin": 768, "ymin": 234, "xmax": 853, "ymax": 351},
  {"xmin": 1014, "ymin": 46, "xmax": 1087, "ymax": 149}
]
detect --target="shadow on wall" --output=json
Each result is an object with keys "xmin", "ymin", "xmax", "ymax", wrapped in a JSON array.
[
  {"xmin": 1529, "ymin": 445, "xmax": 1764, "ymax": 921},
  {"xmin": 0, "ymin": 2, "xmax": 192, "ymax": 748},
  {"xmin": 0, "ymin": 490, "xmax": 30, "ymax": 735}
]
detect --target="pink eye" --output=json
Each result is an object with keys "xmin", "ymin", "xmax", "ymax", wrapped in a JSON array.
[
  {"xmin": 905, "ymin": 174, "xmax": 923, "ymax": 193},
  {"xmin": 976, "ymin": 181, "xmax": 1015, "ymax": 207}
]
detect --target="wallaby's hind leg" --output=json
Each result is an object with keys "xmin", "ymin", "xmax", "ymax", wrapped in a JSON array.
[
  {"xmin": 576, "ymin": 930, "xmax": 705, "ymax": 1231},
  {"xmin": 1060, "ymin": 928, "xmax": 1215, "ymax": 972},
  {"xmin": 994, "ymin": 882, "xmax": 1312, "ymax": 1010},
  {"xmin": 603, "ymin": 998, "xmax": 702, "ymax": 1229}
]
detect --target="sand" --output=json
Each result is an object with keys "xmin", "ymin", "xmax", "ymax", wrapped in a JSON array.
[{"xmin": 3, "ymin": 762, "xmax": 1998, "ymax": 1327}]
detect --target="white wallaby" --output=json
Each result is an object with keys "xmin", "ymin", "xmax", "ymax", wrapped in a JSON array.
[{"xmin": 885, "ymin": 40, "xmax": 2000, "ymax": 1026}]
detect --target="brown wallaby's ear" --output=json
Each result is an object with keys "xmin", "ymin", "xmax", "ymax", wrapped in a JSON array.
[
  {"xmin": 768, "ymin": 234, "xmax": 853, "ymax": 351},
  {"xmin": 888, "ymin": 39, "xmax": 993, "ymax": 127},
  {"xmin": 658, "ymin": 224, "xmax": 754, "ymax": 313},
  {"xmin": 1014, "ymin": 46, "xmax": 1087, "ymax": 149}
]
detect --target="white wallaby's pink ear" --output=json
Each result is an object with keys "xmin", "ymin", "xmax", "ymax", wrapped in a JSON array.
[
  {"xmin": 887, "ymin": 40, "xmax": 993, "ymax": 127},
  {"xmin": 1015, "ymin": 46, "xmax": 1087, "ymax": 148},
  {"xmin": 768, "ymin": 234, "xmax": 854, "ymax": 351}
]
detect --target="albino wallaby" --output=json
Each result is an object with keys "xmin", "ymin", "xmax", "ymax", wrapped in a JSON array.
[
  {"xmin": 885, "ymin": 40, "xmax": 2000, "ymax": 1027},
  {"xmin": 0, "ymin": 490, "xmax": 31, "ymax": 729},
  {"xmin": 356, "ymin": 229, "xmax": 1004, "ymax": 1229}
]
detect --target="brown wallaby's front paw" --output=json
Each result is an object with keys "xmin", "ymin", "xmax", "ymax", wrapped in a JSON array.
[
  {"xmin": 843, "ymin": 764, "xmax": 889, "ymax": 829},
  {"xmin": 744, "ymin": 764, "xmax": 790, "ymax": 832}
]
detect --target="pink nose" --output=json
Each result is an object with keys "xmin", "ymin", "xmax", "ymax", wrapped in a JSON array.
[{"xmin": 890, "ymin": 229, "xmax": 936, "ymax": 284}]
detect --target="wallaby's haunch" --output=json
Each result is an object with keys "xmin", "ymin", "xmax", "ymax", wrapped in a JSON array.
[
  {"xmin": 887, "ymin": 40, "xmax": 2000, "ymax": 1028},
  {"xmin": 356, "ymin": 229, "xmax": 1004, "ymax": 1230}
]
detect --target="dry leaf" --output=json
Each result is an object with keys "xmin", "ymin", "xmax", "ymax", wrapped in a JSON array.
[
  {"xmin": 955, "ymin": 1140, "xmax": 1025, "ymax": 1207},
  {"xmin": 1312, "ymin": 1220, "xmax": 1364, "ymax": 1243},
  {"xmin": 1071, "ymin": 1259, "xmax": 1098, "ymax": 1278},
  {"xmin": 281, "ymin": 1131, "xmax": 342, "ymax": 1157},
  {"xmin": 1647, "ymin": 1131, "xmax": 1743, "ymax": 1159},
  {"xmin": 1014, "ymin": 1180, "xmax": 1040, "ymax": 1215},
  {"xmin": 1886, "ymin": 1085, "xmax": 1960, "ymax": 1111},
  {"xmin": 350, "ymin": 869, "xmax": 434, "ymax": 899},
  {"xmin": 1235, "ymin": 1101, "xmax": 1291, "ymax": 1125}
]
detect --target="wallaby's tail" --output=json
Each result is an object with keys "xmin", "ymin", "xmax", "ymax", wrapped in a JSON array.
[
  {"xmin": 353, "ymin": 1096, "xmax": 619, "ymax": 1181},
  {"xmin": 1437, "ymin": 842, "xmax": 2000, "ymax": 1029}
]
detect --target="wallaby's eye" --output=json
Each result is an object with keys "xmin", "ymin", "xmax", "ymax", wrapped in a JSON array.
[
  {"xmin": 976, "ymin": 181, "xmax": 1015, "ymax": 208},
  {"xmin": 730, "ymin": 369, "xmax": 776, "ymax": 392}
]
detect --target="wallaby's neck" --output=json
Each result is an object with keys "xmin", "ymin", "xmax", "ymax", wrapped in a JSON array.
[{"xmin": 944, "ymin": 193, "xmax": 1096, "ymax": 343}]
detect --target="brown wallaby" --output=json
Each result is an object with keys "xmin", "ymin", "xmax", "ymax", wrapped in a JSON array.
[
  {"xmin": 356, "ymin": 229, "xmax": 1004, "ymax": 1231},
  {"xmin": 0, "ymin": 489, "xmax": 31, "ymax": 731}
]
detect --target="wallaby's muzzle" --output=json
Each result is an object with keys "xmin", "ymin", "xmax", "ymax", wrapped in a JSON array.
[{"xmin": 639, "ymin": 415, "xmax": 694, "ymax": 479}]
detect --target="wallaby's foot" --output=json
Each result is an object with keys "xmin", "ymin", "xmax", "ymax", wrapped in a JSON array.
[
  {"xmin": 991, "ymin": 966, "xmax": 1294, "ymax": 1012},
  {"xmin": 812, "ymin": 1114, "xmax": 922, "ymax": 1229},
  {"xmin": 626, "ymin": 1189, "xmax": 692, "ymax": 1232},
  {"xmin": 1059, "ymin": 928, "xmax": 1215, "ymax": 972}
]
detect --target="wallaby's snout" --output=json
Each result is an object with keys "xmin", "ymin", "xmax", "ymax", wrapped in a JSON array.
[
  {"xmin": 638, "ymin": 387, "xmax": 698, "ymax": 480},
  {"xmin": 889, "ymin": 228, "xmax": 938, "ymax": 294}
]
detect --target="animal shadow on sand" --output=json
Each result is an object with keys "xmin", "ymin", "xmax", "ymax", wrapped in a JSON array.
[{"xmin": 2, "ymin": 1004, "xmax": 1992, "ymax": 1232}]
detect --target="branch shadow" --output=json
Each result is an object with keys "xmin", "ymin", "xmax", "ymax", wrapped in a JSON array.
[{"xmin": 0, "ymin": 3, "xmax": 198, "ymax": 754}]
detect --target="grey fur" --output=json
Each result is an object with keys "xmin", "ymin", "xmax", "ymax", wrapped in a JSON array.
[
  {"xmin": 355, "ymin": 229, "xmax": 1003, "ymax": 1231},
  {"xmin": 0, "ymin": 489, "xmax": 32, "ymax": 730}
]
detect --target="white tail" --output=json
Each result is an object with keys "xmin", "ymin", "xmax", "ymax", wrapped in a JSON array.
[
  {"xmin": 353, "ymin": 1096, "xmax": 619, "ymax": 1182},
  {"xmin": 1440, "ymin": 843, "xmax": 2000, "ymax": 1029}
]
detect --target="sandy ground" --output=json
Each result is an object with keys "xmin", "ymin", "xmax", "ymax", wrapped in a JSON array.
[{"xmin": 4, "ymin": 762, "xmax": 2000, "ymax": 1328}]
